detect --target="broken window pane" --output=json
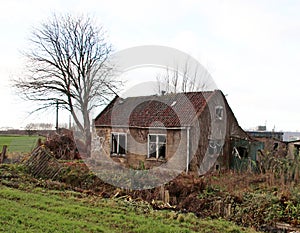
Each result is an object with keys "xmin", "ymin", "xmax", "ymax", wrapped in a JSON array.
[
  {"xmin": 149, "ymin": 135, "xmax": 156, "ymax": 142},
  {"xmin": 148, "ymin": 134, "xmax": 166, "ymax": 159},
  {"xmin": 159, "ymin": 135, "xmax": 166, "ymax": 143},
  {"xmin": 111, "ymin": 134, "xmax": 118, "ymax": 154},
  {"xmin": 119, "ymin": 134, "xmax": 126, "ymax": 154},
  {"xmin": 149, "ymin": 142, "xmax": 157, "ymax": 158},
  {"xmin": 158, "ymin": 144, "xmax": 166, "ymax": 159},
  {"xmin": 111, "ymin": 133, "xmax": 126, "ymax": 155}
]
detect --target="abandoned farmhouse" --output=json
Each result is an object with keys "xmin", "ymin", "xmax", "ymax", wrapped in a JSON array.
[{"xmin": 94, "ymin": 90, "xmax": 265, "ymax": 174}]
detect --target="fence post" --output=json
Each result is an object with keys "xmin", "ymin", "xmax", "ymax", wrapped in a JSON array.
[
  {"xmin": 0, "ymin": 145, "xmax": 7, "ymax": 164},
  {"xmin": 164, "ymin": 190, "xmax": 170, "ymax": 203}
]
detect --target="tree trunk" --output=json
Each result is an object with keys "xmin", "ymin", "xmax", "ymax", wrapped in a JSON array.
[{"xmin": 85, "ymin": 129, "xmax": 92, "ymax": 157}]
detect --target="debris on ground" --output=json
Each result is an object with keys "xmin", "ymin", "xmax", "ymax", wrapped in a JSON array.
[{"xmin": 43, "ymin": 129, "xmax": 81, "ymax": 160}]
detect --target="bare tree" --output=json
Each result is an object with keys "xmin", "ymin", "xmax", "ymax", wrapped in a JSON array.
[
  {"xmin": 13, "ymin": 14, "xmax": 119, "ymax": 156},
  {"xmin": 25, "ymin": 123, "xmax": 36, "ymax": 136},
  {"xmin": 156, "ymin": 59, "xmax": 214, "ymax": 94}
]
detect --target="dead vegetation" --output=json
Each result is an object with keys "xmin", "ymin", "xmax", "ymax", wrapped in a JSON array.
[
  {"xmin": 43, "ymin": 130, "xmax": 81, "ymax": 160},
  {"xmin": 2, "ymin": 156, "xmax": 300, "ymax": 233},
  {"xmin": 2, "ymin": 132, "xmax": 300, "ymax": 232},
  {"xmin": 18, "ymin": 147, "xmax": 300, "ymax": 232}
]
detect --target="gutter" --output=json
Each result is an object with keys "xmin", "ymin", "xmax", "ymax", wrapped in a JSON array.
[
  {"xmin": 186, "ymin": 126, "xmax": 190, "ymax": 174},
  {"xmin": 95, "ymin": 125, "xmax": 187, "ymax": 130}
]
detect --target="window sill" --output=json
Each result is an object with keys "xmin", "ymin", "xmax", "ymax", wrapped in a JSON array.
[
  {"xmin": 111, "ymin": 154, "xmax": 126, "ymax": 157},
  {"xmin": 146, "ymin": 158, "xmax": 166, "ymax": 162}
]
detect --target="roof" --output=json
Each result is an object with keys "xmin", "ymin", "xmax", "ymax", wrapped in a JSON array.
[
  {"xmin": 287, "ymin": 139, "xmax": 300, "ymax": 144},
  {"xmin": 246, "ymin": 131, "xmax": 284, "ymax": 141},
  {"xmin": 94, "ymin": 91, "xmax": 218, "ymax": 128}
]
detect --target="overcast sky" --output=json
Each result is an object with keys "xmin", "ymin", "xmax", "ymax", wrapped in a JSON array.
[{"xmin": 0, "ymin": 0, "xmax": 299, "ymax": 131}]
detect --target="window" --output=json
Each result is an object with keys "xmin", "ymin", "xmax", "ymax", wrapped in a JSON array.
[
  {"xmin": 237, "ymin": 146, "xmax": 248, "ymax": 158},
  {"xmin": 208, "ymin": 140, "xmax": 222, "ymax": 155},
  {"xmin": 111, "ymin": 133, "xmax": 126, "ymax": 155},
  {"xmin": 215, "ymin": 106, "xmax": 224, "ymax": 120},
  {"xmin": 148, "ymin": 134, "xmax": 166, "ymax": 159}
]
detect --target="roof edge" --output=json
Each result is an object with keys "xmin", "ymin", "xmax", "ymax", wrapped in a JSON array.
[{"xmin": 94, "ymin": 95, "xmax": 119, "ymax": 122}]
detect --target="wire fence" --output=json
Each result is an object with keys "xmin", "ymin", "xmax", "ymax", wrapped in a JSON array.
[{"xmin": 0, "ymin": 135, "xmax": 41, "ymax": 159}]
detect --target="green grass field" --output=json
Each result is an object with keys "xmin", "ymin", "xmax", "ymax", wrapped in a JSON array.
[
  {"xmin": 0, "ymin": 135, "xmax": 41, "ymax": 154},
  {"xmin": 0, "ymin": 185, "xmax": 257, "ymax": 233}
]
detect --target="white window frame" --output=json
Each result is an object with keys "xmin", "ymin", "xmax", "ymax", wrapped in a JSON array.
[
  {"xmin": 111, "ymin": 132, "xmax": 127, "ymax": 156},
  {"xmin": 215, "ymin": 106, "xmax": 224, "ymax": 120},
  {"xmin": 147, "ymin": 134, "xmax": 167, "ymax": 159}
]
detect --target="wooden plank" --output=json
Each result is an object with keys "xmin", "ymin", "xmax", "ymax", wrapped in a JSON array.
[{"xmin": 25, "ymin": 146, "xmax": 61, "ymax": 179}]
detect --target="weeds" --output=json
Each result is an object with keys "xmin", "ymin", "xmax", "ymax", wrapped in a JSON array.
[
  {"xmin": 0, "ymin": 185, "xmax": 256, "ymax": 233},
  {"xmin": 259, "ymin": 151, "xmax": 300, "ymax": 186}
]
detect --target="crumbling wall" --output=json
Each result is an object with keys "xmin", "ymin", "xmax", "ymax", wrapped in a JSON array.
[{"xmin": 96, "ymin": 127, "xmax": 186, "ymax": 170}]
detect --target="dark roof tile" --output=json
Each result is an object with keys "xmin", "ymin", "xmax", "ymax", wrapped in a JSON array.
[{"xmin": 94, "ymin": 91, "xmax": 216, "ymax": 128}]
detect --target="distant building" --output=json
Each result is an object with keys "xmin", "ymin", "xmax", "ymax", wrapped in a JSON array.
[
  {"xmin": 283, "ymin": 132, "xmax": 300, "ymax": 142},
  {"xmin": 246, "ymin": 127, "xmax": 284, "ymax": 141}
]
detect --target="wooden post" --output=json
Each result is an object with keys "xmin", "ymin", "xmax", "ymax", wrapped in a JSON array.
[
  {"xmin": 224, "ymin": 204, "xmax": 232, "ymax": 218},
  {"xmin": 160, "ymin": 186, "xmax": 165, "ymax": 201},
  {"xmin": 159, "ymin": 186, "xmax": 170, "ymax": 203},
  {"xmin": 213, "ymin": 200, "xmax": 222, "ymax": 215},
  {"xmin": 164, "ymin": 190, "xmax": 170, "ymax": 203},
  {"xmin": 0, "ymin": 145, "xmax": 7, "ymax": 164}
]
